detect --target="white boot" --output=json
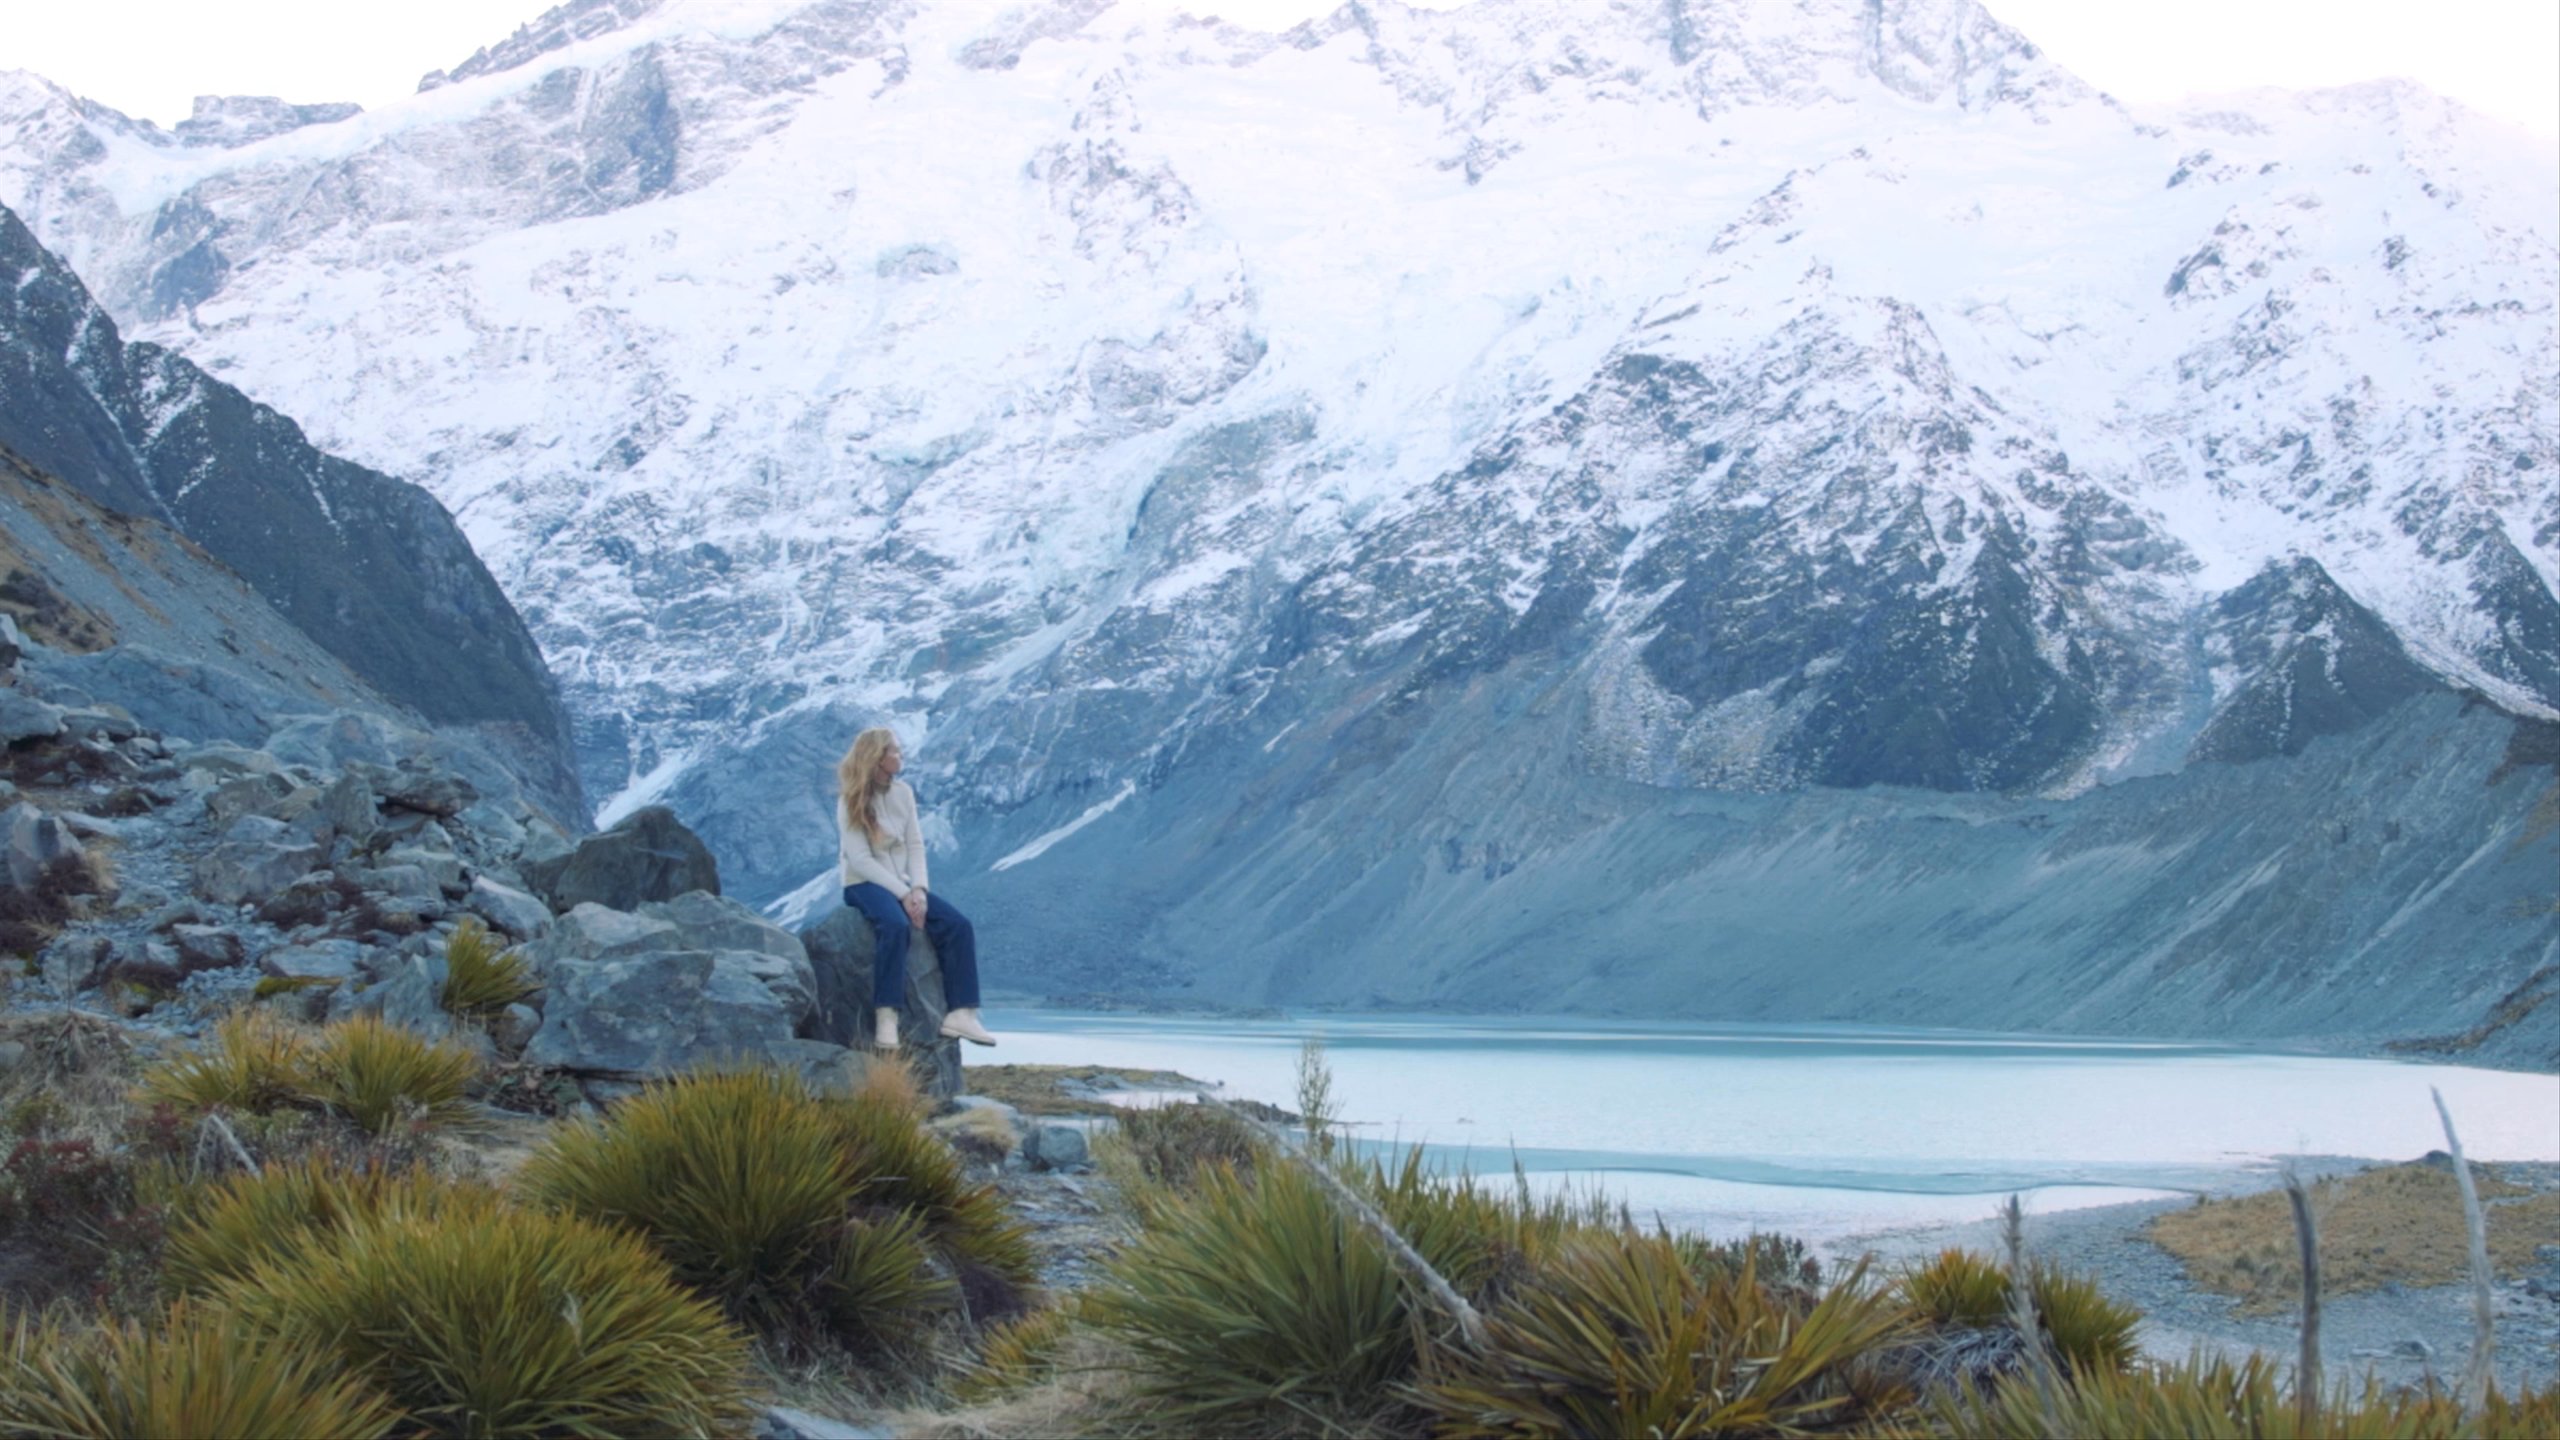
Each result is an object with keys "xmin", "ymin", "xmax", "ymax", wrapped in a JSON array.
[
  {"xmin": 874, "ymin": 1006, "xmax": 900, "ymax": 1051},
  {"xmin": 940, "ymin": 1007, "xmax": 998, "ymax": 1047}
]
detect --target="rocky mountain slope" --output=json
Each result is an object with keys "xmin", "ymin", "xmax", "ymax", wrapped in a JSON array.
[
  {"xmin": 0, "ymin": 0, "xmax": 2550, "ymax": 1058},
  {"xmin": 0, "ymin": 205, "xmax": 583, "ymax": 817}
]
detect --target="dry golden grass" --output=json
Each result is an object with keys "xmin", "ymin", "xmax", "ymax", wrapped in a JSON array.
[
  {"xmin": 963, "ymin": 1065, "xmax": 1200, "ymax": 1118},
  {"xmin": 2146, "ymin": 1163, "xmax": 2560, "ymax": 1312},
  {"xmin": 928, "ymin": 1106, "xmax": 1020, "ymax": 1165}
]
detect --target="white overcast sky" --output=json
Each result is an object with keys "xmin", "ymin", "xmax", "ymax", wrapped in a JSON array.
[{"xmin": 4, "ymin": 0, "xmax": 2555, "ymax": 141}]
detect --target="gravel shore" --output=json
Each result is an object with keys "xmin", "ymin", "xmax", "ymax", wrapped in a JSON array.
[{"xmin": 1828, "ymin": 1157, "xmax": 2560, "ymax": 1396}]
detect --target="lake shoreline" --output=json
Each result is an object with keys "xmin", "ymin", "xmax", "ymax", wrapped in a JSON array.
[
  {"xmin": 986, "ymin": 994, "xmax": 2560, "ymax": 1080},
  {"xmin": 1828, "ymin": 1155, "xmax": 2560, "ymax": 1397}
]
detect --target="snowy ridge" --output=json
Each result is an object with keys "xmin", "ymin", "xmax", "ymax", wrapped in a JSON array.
[{"xmin": 0, "ymin": 0, "xmax": 2550, "ymax": 916}]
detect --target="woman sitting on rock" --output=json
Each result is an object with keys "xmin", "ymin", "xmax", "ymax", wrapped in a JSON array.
[{"xmin": 837, "ymin": 727, "xmax": 996, "ymax": 1051}]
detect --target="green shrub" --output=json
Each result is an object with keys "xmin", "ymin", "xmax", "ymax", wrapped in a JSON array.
[
  {"xmin": 817, "ymin": 1209, "xmax": 959, "ymax": 1347},
  {"xmin": 0, "ymin": 1301, "xmax": 400, "ymax": 1440},
  {"xmin": 298, "ymin": 1015, "xmax": 482, "ymax": 1137},
  {"xmin": 135, "ymin": 1011, "xmax": 313, "ymax": 1115},
  {"xmin": 162, "ymin": 1154, "xmax": 470, "ymax": 1296},
  {"xmin": 520, "ymin": 1067, "xmax": 1017, "ymax": 1349},
  {"xmin": 439, "ymin": 919, "xmax": 536, "ymax": 1020},
  {"xmin": 829, "ymin": 1087, "xmax": 1039, "ymax": 1309},
  {"xmin": 949, "ymin": 1303, "xmax": 1079, "ymax": 1404},
  {"xmin": 1084, "ymin": 1156, "xmax": 1420, "ymax": 1434},
  {"xmin": 1914, "ymin": 1352, "xmax": 2560, "ymax": 1439},
  {"xmin": 217, "ymin": 1194, "xmax": 754, "ymax": 1438},
  {"xmin": 1417, "ymin": 1233, "xmax": 1909, "ymax": 1438},
  {"xmin": 520, "ymin": 1067, "xmax": 860, "ymax": 1332},
  {"xmin": 1894, "ymin": 1248, "xmax": 2140, "ymax": 1374},
  {"xmin": 1102, "ymin": 1101, "xmax": 1262, "ymax": 1198}
]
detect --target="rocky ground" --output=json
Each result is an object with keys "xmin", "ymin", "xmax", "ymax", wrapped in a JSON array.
[{"xmin": 1833, "ymin": 1157, "xmax": 2560, "ymax": 1397}]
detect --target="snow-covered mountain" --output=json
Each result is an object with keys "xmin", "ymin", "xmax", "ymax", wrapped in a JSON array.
[{"xmin": 2, "ymin": 0, "xmax": 2552, "ymax": 1055}]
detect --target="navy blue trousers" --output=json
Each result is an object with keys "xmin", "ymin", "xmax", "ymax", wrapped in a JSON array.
[{"xmin": 842, "ymin": 883, "xmax": 981, "ymax": 1011}]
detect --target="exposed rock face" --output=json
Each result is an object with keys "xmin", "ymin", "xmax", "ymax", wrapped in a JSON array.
[
  {"xmin": 0, "ymin": 204, "xmax": 580, "ymax": 819},
  {"xmin": 522, "ymin": 805, "xmax": 721, "ymax": 913},
  {"xmin": 516, "ymin": 896, "xmax": 820, "ymax": 1078},
  {"xmin": 799, "ymin": 904, "xmax": 962, "ymax": 1101}
]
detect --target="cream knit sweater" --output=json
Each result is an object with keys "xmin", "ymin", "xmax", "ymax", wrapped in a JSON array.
[{"xmin": 839, "ymin": 779, "xmax": 929, "ymax": 895}]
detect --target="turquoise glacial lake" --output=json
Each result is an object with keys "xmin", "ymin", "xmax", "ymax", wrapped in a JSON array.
[{"xmin": 989, "ymin": 1009, "xmax": 2560, "ymax": 1247}]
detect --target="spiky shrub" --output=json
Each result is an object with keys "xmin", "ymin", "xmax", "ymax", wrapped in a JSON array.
[
  {"xmin": 0, "ymin": 1301, "xmax": 400, "ymax": 1440},
  {"xmin": 297, "ymin": 1015, "xmax": 482, "ymax": 1137},
  {"xmin": 218, "ymin": 1193, "xmax": 755, "ymax": 1438},
  {"xmin": 1421, "ymin": 1235, "xmax": 1909, "ymax": 1438},
  {"xmin": 161, "ymin": 1154, "xmax": 469, "ymax": 1296},
  {"xmin": 1895, "ymin": 1248, "xmax": 2140, "ymax": 1375},
  {"xmin": 518, "ymin": 1068, "xmax": 858, "ymax": 1331},
  {"xmin": 1084, "ymin": 1157, "xmax": 1421, "ymax": 1435},
  {"xmin": 520, "ymin": 1067, "xmax": 999, "ymax": 1349},
  {"xmin": 949, "ymin": 1303, "xmax": 1079, "ymax": 1404},
  {"xmin": 828, "ymin": 1086, "xmax": 1039, "ymax": 1312},
  {"xmin": 135, "ymin": 1010, "xmax": 314, "ymax": 1115},
  {"xmin": 439, "ymin": 918, "xmax": 537, "ymax": 1020},
  {"xmin": 1096, "ymin": 1100, "xmax": 1263, "ymax": 1222},
  {"xmin": 1918, "ymin": 1352, "xmax": 2560, "ymax": 1440},
  {"xmin": 817, "ymin": 1209, "xmax": 960, "ymax": 1347}
]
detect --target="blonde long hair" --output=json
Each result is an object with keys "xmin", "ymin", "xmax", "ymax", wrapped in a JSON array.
[{"xmin": 837, "ymin": 727, "xmax": 898, "ymax": 848}]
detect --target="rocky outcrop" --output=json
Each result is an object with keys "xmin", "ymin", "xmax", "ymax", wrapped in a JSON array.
[
  {"xmin": 0, "ymin": 204, "xmax": 580, "ymax": 819},
  {"xmin": 799, "ymin": 904, "xmax": 962, "ymax": 1101},
  {"xmin": 522, "ymin": 805, "xmax": 720, "ymax": 913}
]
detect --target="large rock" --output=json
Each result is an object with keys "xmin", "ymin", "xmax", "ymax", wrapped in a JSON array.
[
  {"xmin": 636, "ymin": 891, "xmax": 816, "ymax": 1026},
  {"xmin": 528, "ymin": 898, "xmax": 813, "ymax": 1027},
  {"xmin": 522, "ymin": 805, "xmax": 720, "ymax": 912},
  {"xmin": 4, "ymin": 801, "xmax": 86, "ymax": 891},
  {"xmin": 0, "ymin": 690, "xmax": 65, "ymax": 744},
  {"xmin": 260, "ymin": 939, "xmax": 364, "ymax": 984},
  {"xmin": 798, "ymin": 904, "xmax": 962, "ymax": 1101},
  {"xmin": 465, "ymin": 876, "xmax": 551, "ymax": 939},
  {"xmin": 192, "ymin": 815, "xmax": 325, "ymax": 906},
  {"xmin": 524, "ymin": 949, "xmax": 795, "ymax": 1077}
]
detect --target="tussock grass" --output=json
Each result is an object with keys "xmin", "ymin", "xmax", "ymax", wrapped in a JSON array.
[
  {"xmin": 0, "ymin": 1010, "xmax": 148, "ymax": 1140},
  {"xmin": 521, "ymin": 1067, "xmax": 1033, "ymax": 1353},
  {"xmin": 2147, "ymin": 1163, "xmax": 2560, "ymax": 1312},
  {"xmin": 300, "ymin": 1015, "xmax": 483, "ymax": 1137},
  {"xmin": 135, "ymin": 1011, "xmax": 313, "ymax": 1117},
  {"xmin": 438, "ymin": 918, "xmax": 536, "ymax": 1020},
  {"xmin": 518, "ymin": 1068, "xmax": 861, "ymax": 1333},
  {"xmin": 1895, "ymin": 1248, "xmax": 2141, "ymax": 1374},
  {"xmin": 133, "ymin": 1012, "xmax": 483, "ymax": 1142},
  {"xmin": 1084, "ymin": 1155, "xmax": 1422, "ymax": 1436},
  {"xmin": 1904, "ymin": 1352, "xmax": 2560, "ymax": 1439},
  {"xmin": 1419, "ymin": 1236, "xmax": 1910, "ymax": 1439},
  {"xmin": 0, "ymin": 1300, "xmax": 400, "ymax": 1440},
  {"xmin": 1096, "ymin": 1100, "xmax": 1262, "ymax": 1215},
  {"xmin": 219, "ymin": 1193, "xmax": 756, "ymax": 1439},
  {"xmin": 161, "ymin": 1154, "xmax": 475, "ymax": 1296}
]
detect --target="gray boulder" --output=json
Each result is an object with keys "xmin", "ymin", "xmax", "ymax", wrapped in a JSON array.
[
  {"xmin": 1023, "ymin": 1123, "xmax": 1091, "ymax": 1172},
  {"xmin": 356, "ymin": 863, "xmax": 445, "ymax": 904},
  {"xmin": 383, "ymin": 845, "xmax": 468, "ymax": 897},
  {"xmin": 37, "ymin": 933, "xmax": 111, "ymax": 994},
  {"xmin": 524, "ymin": 950, "xmax": 795, "ymax": 1077},
  {"xmin": 4, "ymin": 802, "xmax": 88, "ymax": 891},
  {"xmin": 261, "ymin": 939, "xmax": 364, "ymax": 984},
  {"xmin": 635, "ymin": 892, "xmax": 816, "ymax": 1026},
  {"xmin": 313, "ymin": 771, "xmax": 379, "ymax": 849},
  {"xmin": 798, "ymin": 904, "xmax": 962, "ymax": 1101},
  {"xmin": 0, "ymin": 690, "xmax": 65, "ymax": 744},
  {"xmin": 465, "ymin": 876, "xmax": 551, "ymax": 939},
  {"xmin": 176, "ymin": 743, "xmax": 282, "ymax": 784},
  {"xmin": 527, "ymin": 900, "xmax": 812, "ymax": 1025},
  {"xmin": 348, "ymin": 761, "xmax": 477, "ymax": 819},
  {"xmin": 523, "ymin": 805, "xmax": 718, "ymax": 913},
  {"xmin": 192, "ymin": 816, "xmax": 324, "ymax": 906},
  {"xmin": 204, "ymin": 772, "xmax": 298, "ymax": 827},
  {"xmin": 168, "ymin": 924, "xmax": 245, "ymax": 973}
]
